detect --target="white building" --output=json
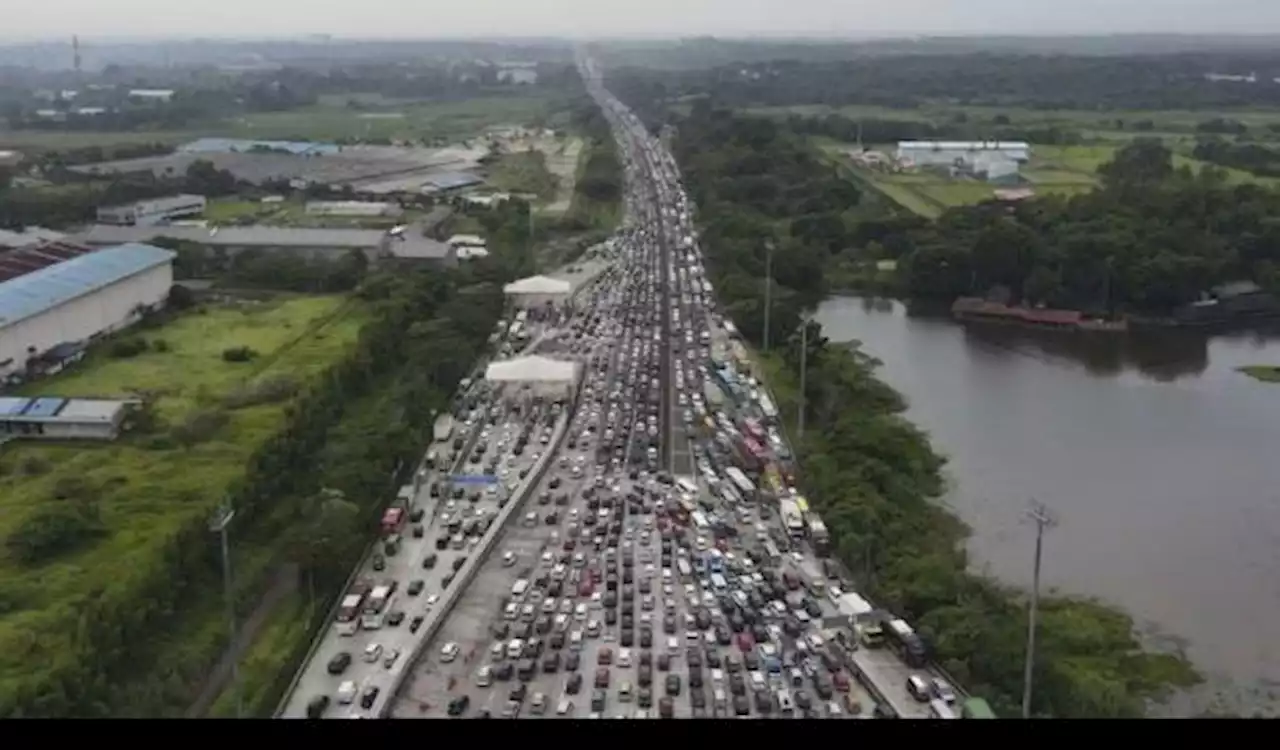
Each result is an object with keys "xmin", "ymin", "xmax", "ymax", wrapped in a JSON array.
[
  {"xmin": 304, "ymin": 201, "xmax": 404, "ymax": 217},
  {"xmin": 0, "ymin": 243, "xmax": 176, "ymax": 379},
  {"xmin": 128, "ymin": 89, "xmax": 176, "ymax": 102},
  {"xmin": 0, "ymin": 396, "xmax": 133, "ymax": 441},
  {"xmin": 897, "ymin": 141, "xmax": 1031, "ymax": 168},
  {"xmin": 502, "ymin": 275, "xmax": 572, "ymax": 308},
  {"xmin": 97, "ymin": 194, "xmax": 207, "ymax": 227},
  {"xmin": 485, "ymin": 355, "xmax": 577, "ymax": 397}
]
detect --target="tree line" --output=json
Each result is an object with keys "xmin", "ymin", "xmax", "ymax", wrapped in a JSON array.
[
  {"xmin": 669, "ymin": 106, "xmax": 1199, "ymax": 717},
  {"xmin": 608, "ymin": 53, "xmax": 1280, "ymax": 111}
]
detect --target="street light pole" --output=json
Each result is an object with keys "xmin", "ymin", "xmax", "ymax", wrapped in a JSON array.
[
  {"xmin": 1022, "ymin": 501, "xmax": 1057, "ymax": 719},
  {"xmin": 798, "ymin": 315, "xmax": 810, "ymax": 441},
  {"xmin": 762, "ymin": 240, "xmax": 774, "ymax": 352},
  {"xmin": 210, "ymin": 502, "xmax": 243, "ymax": 719}
]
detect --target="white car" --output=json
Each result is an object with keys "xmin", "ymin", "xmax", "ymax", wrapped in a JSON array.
[
  {"xmin": 440, "ymin": 642, "xmax": 460, "ymax": 663},
  {"xmin": 503, "ymin": 551, "xmax": 517, "ymax": 567},
  {"xmin": 363, "ymin": 643, "xmax": 382, "ymax": 663}
]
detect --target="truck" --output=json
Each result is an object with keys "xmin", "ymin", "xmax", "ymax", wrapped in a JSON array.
[
  {"xmin": 779, "ymin": 498, "xmax": 805, "ymax": 539},
  {"xmin": 808, "ymin": 518, "xmax": 830, "ymax": 556},
  {"xmin": 433, "ymin": 414, "xmax": 455, "ymax": 443}
]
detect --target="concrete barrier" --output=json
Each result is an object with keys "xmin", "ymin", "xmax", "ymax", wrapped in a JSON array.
[{"xmin": 378, "ymin": 393, "xmax": 578, "ymax": 717}]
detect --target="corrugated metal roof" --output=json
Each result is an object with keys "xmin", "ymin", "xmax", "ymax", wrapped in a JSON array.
[
  {"xmin": 75, "ymin": 225, "xmax": 390, "ymax": 250},
  {"xmin": 425, "ymin": 172, "xmax": 484, "ymax": 190},
  {"xmin": 23, "ymin": 397, "xmax": 66, "ymax": 418},
  {"xmin": 0, "ymin": 241, "xmax": 97, "ymax": 283},
  {"xmin": 0, "ymin": 397, "xmax": 30, "ymax": 415},
  {"xmin": 178, "ymin": 137, "xmax": 340, "ymax": 156},
  {"xmin": 0, "ymin": 243, "xmax": 175, "ymax": 329},
  {"xmin": 0, "ymin": 227, "xmax": 66, "ymax": 249}
]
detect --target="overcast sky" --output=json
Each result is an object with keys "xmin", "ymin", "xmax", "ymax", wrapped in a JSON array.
[{"xmin": 3, "ymin": 0, "xmax": 1280, "ymax": 41}]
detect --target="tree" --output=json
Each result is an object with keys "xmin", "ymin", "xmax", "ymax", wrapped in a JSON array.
[{"xmin": 288, "ymin": 488, "xmax": 361, "ymax": 603}]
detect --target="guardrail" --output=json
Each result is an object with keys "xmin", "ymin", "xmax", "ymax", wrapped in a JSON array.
[{"xmin": 379, "ymin": 378, "xmax": 583, "ymax": 717}]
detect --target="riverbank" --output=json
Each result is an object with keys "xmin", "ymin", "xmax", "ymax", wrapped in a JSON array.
[
  {"xmin": 1238, "ymin": 365, "xmax": 1280, "ymax": 383},
  {"xmin": 753, "ymin": 330, "xmax": 1200, "ymax": 717}
]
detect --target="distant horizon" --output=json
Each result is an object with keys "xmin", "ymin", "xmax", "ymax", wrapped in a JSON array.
[{"xmin": 4, "ymin": 31, "xmax": 1280, "ymax": 45}]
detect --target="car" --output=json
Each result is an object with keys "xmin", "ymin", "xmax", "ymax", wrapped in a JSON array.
[
  {"xmin": 595, "ymin": 667, "xmax": 611, "ymax": 688},
  {"xmin": 359, "ymin": 685, "xmax": 380, "ymax": 709},
  {"xmin": 665, "ymin": 674, "xmax": 682, "ymax": 696},
  {"xmin": 566, "ymin": 673, "xmax": 583, "ymax": 695},
  {"xmin": 422, "ymin": 553, "xmax": 438, "ymax": 569},
  {"xmin": 447, "ymin": 695, "xmax": 471, "ymax": 716},
  {"xmin": 658, "ymin": 696, "xmax": 674, "ymax": 718},
  {"xmin": 409, "ymin": 615, "xmax": 424, "ymax": 633},
  {"xmin": 383, "ymin": 648, "xmax": 400, "ymax": 668},
  {"xmin": 362, "ymin": 643, "xmax": 382, "ymax": 663},
  {"xmin": 306, "ymin": 695, "xmax": 330, "ymax": 718},
  {"xmin": 441, "ymin": 642, "xmax": 461, "ymax": 663},
  {"xmin": 371, "ymin": 554, "xmax": 385, "ymax": 571},
  {"xmin": 387, "ymin": 610, "xmax": 405, "ymax": 627},
  {"xmin": 327, "ymin": 652, "xmax": 352, "ymax": 675}
]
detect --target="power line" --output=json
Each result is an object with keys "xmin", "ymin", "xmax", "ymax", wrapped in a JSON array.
[{"xmin": 1021, "ymin": 500, "xmax": 1057, "ymax": 719}]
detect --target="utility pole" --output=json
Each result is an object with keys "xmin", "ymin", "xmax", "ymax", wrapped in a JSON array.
[
  {"xmin": 762, "ymin": 240, "xmax": 774, "ymax": 352},
  {"xmin": 210, "ymin": 502, "xmax": 243, "ymax": 719},
  {"xmin": 1022, "ymin": 501, "xmax": 1057, "ymax": 719},
  {"xmin": 797, "ymin": 314, "xmax": 811, "ymax": 441}
]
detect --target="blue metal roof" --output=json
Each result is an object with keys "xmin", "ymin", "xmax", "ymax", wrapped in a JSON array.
[
  {"xmin": 426, "ymin": 172, "xmax": 484, "ymax": 190},
  {"xmin": 0, "ymin": 243, "xmax": 176, "ymax": 328},
  {"xmin": 178, "ymin": 137, "xmax": 340, "ymax": 156},
  {"xmin": 0, "ymin": 397, "xmax": 30, "ymax": 416},
  {"xmin": 23, "ymin": 397, "xmax": 66, "ymax": 418}
]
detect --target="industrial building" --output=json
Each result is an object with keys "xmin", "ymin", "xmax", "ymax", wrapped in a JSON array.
[
  {"xmin": 96, "ymin": 194, "xmax": 207, "ymax": 227},
  {"xmin": 304, "ymin": 201, "xmax": 404, "ymax": 217},
  {"xmin": 0, "ymin": 240, "xmax": 97, "ymax": 282},
  {"xmin": 897, "ymin": 141, "xmax": 1031, "ymax": 166},
  {"xmin": 502, "ymin": 275, "xmax": 572, "ymax": 308},
  {"xmin": 73, "ymin": 224, "xmax": 452, "ymax": 264},
  {"xmin": 0, "ymin": 396, "xmax": 134, "ymax": 441},
  {"xmin": 423, "ymin": 172, "xmax": 484, "ymax": 194},
  {"xmin": 0, "ymin": 243, "xmax": 175, "ymax": 380}
]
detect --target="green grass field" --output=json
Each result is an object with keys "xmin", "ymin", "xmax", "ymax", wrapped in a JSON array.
[
  {"xmin": 0, "ymin": 295, "xmax": 365, "ymax": 693},
  {"xmin": 0, "ymin": 129, "xmax": 199, "ymax": 151}
]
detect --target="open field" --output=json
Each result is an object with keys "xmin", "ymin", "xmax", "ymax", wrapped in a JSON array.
[
  {"xmin": 0, "ymin": 295, "xmax": 366, "ymax": 703},
  {"xmin": 227, "ymin": 93, "xmax": 572, "ymax": 142},
  {"xmin": 824, "ymin": 139, "xmax": 1279, "ymax": 218},
  {"xmin": 203, "ymin": 197, "xmax": 422, "ymax": 228},
  {"xmin": 0, "ymin": 128, "xmax": 199, "ymax": 151}
]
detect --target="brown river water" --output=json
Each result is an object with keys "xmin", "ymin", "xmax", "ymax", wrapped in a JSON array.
[{"xmin": 814, "ymin": 296, "xmax": 1280, "ymax": 715}]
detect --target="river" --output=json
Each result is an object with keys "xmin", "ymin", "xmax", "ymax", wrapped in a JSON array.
[{"xmin": 814, "ymin": 296, "xmax": 1280, "ymax": 713}]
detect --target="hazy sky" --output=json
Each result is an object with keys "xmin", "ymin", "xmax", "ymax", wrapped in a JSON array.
[{"xmin": 3, "ymin": 0, "xmax": 1280, "ymax": 40}]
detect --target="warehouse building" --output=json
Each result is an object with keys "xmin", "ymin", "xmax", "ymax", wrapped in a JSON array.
[
  {"xmin": 0, "ymin": 243, "xmax": 175, "ymax": 381},
  {"xmin": 178, "ymin": 138, "xmax": 342, "ymax": 157},
  {"xmin": 74, "ymin": 224, "xmax": 453, "ymax": 264},
  {"xmin": 0, "ymin": 240, "xmax": 97, "ymax": 282},
  {"xmin": 0, "ymin": 396, "xmax": 134, "ymax": 441},
  {"xmin": 304, "ymin": 200, "xmax": 404, "ymax": 217},
  {"xmin": 423, "ymin": 172, "xmax": 484, "ymax": 194},
  {"xmin": 896, "ymin": 141, "xmax": 1031, "ymax": 168},
  {"xmin": 97, "ymin": 194, "xmax": 208, "ymax": 227}
]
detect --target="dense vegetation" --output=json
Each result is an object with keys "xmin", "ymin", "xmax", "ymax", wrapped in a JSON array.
[
  {"xmin": 670, "ymin": 107, "xmax": 1199, "ymax": 717},
  {"xmin": 607, "ymin": 52, "xmax": 1280, "ymax": 111},
  {"xmin": 0, "ymin": 198, "xmax": 533, "ymax": 716},
  {"xmin": 1192, "ymin": 137, "xmax": 1280, "ymax": 178},
  {"xmin": 887, "ymin": 139, "xmax": 1280, "ymax": 314}
]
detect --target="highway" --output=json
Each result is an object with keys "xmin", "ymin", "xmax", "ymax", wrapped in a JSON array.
[{"xmin": 279, "ymin": 51, "xmax": 974, "ymax": 721}]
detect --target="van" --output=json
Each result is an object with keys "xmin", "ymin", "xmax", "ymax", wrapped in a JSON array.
[
  {"xmin": 504, "ymin": 602, "xmax": 519, "ymax": 620},
  {"xmin": 511, "ymin": 579, "xmax": 530, "ymax": 598},
  {"xmin": 906, "ymin": 675, "xmax": 931, "ymax": 702},
  {"xmin": 929, "ymin": 698, "xmax": 958, "ymax": 719},
  {"xmin": 507, "ymin": 639, "xmax": 525, "ymax": 659},
  {"xmin": 775, "ymin": 689, "xmax": 794, "ymax": 715},
  {"xmin": 451, "ymin": 533, "xmax": 465, "ymax": 550},
  {"xmin": 336, "ymin": 680, "xmax": 357, "ymax": 705}
]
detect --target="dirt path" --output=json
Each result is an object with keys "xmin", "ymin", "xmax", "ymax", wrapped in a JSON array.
[{"xmin": 186, "ymin": 563, "xmax": 300, "ymax": 717}]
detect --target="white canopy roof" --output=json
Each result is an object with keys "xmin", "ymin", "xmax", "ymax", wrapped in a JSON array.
[
  {"xmin": 503, "ymin": 275, "xmax": 572, "ymax": 295},
  {"xmin": 485, "ymin": 355, "xmax": 577, "ymax": 383}
]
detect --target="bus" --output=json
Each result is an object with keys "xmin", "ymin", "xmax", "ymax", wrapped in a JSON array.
[
  {"xmin": 962, "ymin": 697, "xmax": 996, "ymax": 719},
  {"xmin": 724, "ymin": 466, "xmax": 755, "ymax": 498},
  {"xmin": 885, "ymin": 618, "xmax": 929, "ymax": 668}
]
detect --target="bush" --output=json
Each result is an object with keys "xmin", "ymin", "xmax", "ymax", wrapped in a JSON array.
[
  {"xmin": 18, "ymin": 455, "xmax": 51, "ymax": 476},
  {"xmin": 170, "ymin": 408, "xmax": 230, "ymax": 447},
  {"xmin": 6, "ymin": 501, "xmax": 105, "ymax": 565},
  {"xmin": 109, "ymin": 338, "xmax": 149, "ymax": 359},
  {"xmin": 152, "ymin": 339, "xmax": 171, "ymax": 353},
  {"xmin": 221, "ymin": 346, "xmax": 258, "ymax": 363},
  {"xmin": 222, "ymin": 376, "xmax": 299, "ymax": 410},
  {"xmin": 168, "ymin": 284, "xmax": 196, "ymax": 310}
]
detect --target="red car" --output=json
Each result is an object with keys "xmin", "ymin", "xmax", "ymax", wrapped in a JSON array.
[
  {"xmin": 736, "ymin": 633, "xmax": 754, "ymax": 653},
  {"xmin": 833, "ymin": 671, "xmax": 850, "ymax": 693},
  {"xmin": 579, "ymin": 580, "xmax": 594, "ymax": 597}
]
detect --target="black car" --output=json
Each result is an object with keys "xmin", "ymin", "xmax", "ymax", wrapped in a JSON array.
[
  {"xmin": 566, "ymin": 673, "xmax": 583, "ymax": 694},
  {"xmin": 754, "ymin": 690, "xmax": 772, "ymax": 714},
  {"xmin": 422, "ymin": 553, "xmax": 438, "ymax": 569},
  {"xmin": 408, "ymin": 579, "xmax": 425, "ymax": 596},
  {"xmin": 565, "ymin": 652, "xmax": 580, "ymax": 671},
  {"xmin": 306, "ymin": 695, "xmax": 330, "ymax": 718},
  {"xmin": 409, "ymin": 615, "xmax": 424, "ymax": 633},
  {"xmin": 733, "ymin": 695, "xmax": 751, "ymax": 716},
  {"xmin": 326, "ymin": 652, "xmax": 351, "ymax": 675},
  {"xmin": 452, "ymin": 556, "xmax": 467, "ymax": 572},
  {"xmin": 447, "ymin": 694, "xmax": 471, "ymax": 717},
  {"xmin": 665, "ymin": 674, "xmax": 682, "ymax": 696},
  {"xmin": 387, "ymin": 610, "xmax": 405, "ymax": 627},
  {"xmin": 359, "ymin": 685, "xmax": 380, "ymax": 709},
  {"xmin": 494, "ymin": 662, "xmax": 514, "ymax": 681}
]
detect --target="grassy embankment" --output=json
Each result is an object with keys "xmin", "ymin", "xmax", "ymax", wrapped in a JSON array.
[
  {"xmin": 1238, "ymin": 365, "xmax": 1280, "ymax": 383},
  {"xmin": 0, "ymin": 295, "xmax": 366, "ymax": 715}
]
